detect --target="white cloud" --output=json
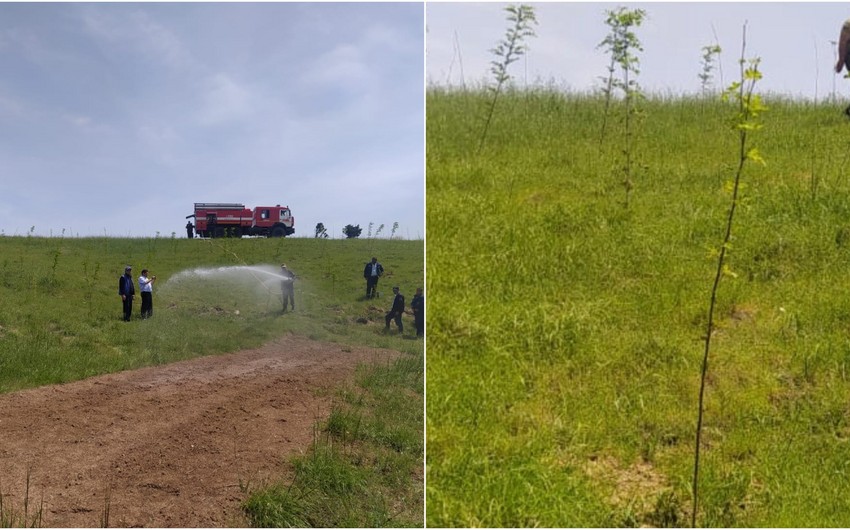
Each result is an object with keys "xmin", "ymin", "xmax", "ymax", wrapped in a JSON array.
[
  {"xmin": 304, "ymin": 44, "xmax": 369, "ymax": 88},
  {"xmin": 137, "ymin": 124, "xmax": 180, "ymax": 146},
  {"xmin": 78, "ymin": 6, "xmax": 196, "ymax": 72},
  {"xmin": 0, "ymin": 91, "xmax": 24, "ymax": 117},
  {"xmin": 197, "ymin": 73, "xmax": 254, "ymax": 126},
  {"xmin": 130, "ymin": 11, "xmax": 195, "ymax": 71},
  {"xmin": 61, "ymin": 112, "xmax": 118, "ymax": 136}
]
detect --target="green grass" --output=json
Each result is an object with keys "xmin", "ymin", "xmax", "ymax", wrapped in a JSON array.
[
  {"xmin": 0, "ymin": 235, "xmax": 423, "ymax": 393},
  {"xmin": 427, "ymin": 88, "xmax": 850, "ymax": 527},
  {"xmin": 0, "ymin": 234, "xmax": 423, "ymax": 527},
  {"xmin": 242, "ymin": 352, "xmax": 423, "ymax": 527}
]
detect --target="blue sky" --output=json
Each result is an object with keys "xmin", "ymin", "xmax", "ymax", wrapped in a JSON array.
[
  {"xmin": 0, "ymin": 3, "xmax": 424, "ymax": 238},
  {"xmin": 427, "ymin": 2, "xmax": 850, "ymax": 99}
]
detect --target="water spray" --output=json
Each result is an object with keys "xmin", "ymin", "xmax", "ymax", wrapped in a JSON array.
[{"xmin": 163, "ymin": 265, "xmax": 291, "ymax": 312}]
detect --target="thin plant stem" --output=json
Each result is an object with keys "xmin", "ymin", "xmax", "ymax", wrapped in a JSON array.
[
  {"xmin": 692, "ymin": 23, "xmax": 763, "ymax": 528},
  {"xmin": 477, "ymin": 5, "xmax": 536, "ymax": 155}
]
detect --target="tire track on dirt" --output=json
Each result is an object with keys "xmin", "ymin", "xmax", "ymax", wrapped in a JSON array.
[{"xmin": 0, "ymin": 334, "xmax": 400, "ymax": 527}]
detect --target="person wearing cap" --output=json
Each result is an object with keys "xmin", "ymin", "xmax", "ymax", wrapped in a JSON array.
[
  {"xmin": 363, "ymin": 257, "xmax": 384, "ymax": 299},
  {"xmin": 385, "ymin": 286, "xmax": 405, "ymax": 334},
  {"xmin": 138, "ymin": 269, "xmax": 156, "ymax": 319},
  {"xmin": 280, "ymin": 263, "xmax": 296, "ymax": 312},
  {"xmin": 118, "ymin": 266, "xmax": 136, "ymax": 322}
]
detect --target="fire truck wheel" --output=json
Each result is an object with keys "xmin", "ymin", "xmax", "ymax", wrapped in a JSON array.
[{"xmin": 271, "ymin": 226, "xmax": 286, "ymax": 238}]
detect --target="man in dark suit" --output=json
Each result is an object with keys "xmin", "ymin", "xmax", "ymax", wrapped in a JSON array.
[
  {"xmin": 118, "ymin": 265, "xmax": 135, "ymax": 322},
  {"xmin": 385, "ymin": 286, "xmax": 405, "ymax": 334},
  {"xmin": 363, "ymin": 257, "xmax": 384, "ymax": 299}
]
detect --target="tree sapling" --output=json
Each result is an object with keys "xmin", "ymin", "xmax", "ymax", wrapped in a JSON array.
[
  {"xmin": 692, "ymin": 24, "xmax": 767, "ymax": 528},
  {"xmin": 477, "ymin": 4, "xmax": 537, "ymax": 154}
]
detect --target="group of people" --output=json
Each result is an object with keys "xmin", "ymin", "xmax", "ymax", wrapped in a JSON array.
[
  {"xmin": 277, "ymin": 256, "xmax": 424, "ymax": 337},
  {"xmin": 117, "ymin": 265, "xmax": 156, "ymax": 321},
  {"xmin": 362, "ymin": 256, "xmax": 424, "ymax": 338},
  {"xmin": 117, "ymin": 256, "xmax": 424, "ymax": 338}
]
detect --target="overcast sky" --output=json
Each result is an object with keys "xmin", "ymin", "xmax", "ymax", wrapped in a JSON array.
[
  {"xmin": 427, "ymin": 2, "xmax": 850, "ymax": 99},
  {"xmin": 0, "ymin": 3, "xmax": 424, "ymax": 239}
]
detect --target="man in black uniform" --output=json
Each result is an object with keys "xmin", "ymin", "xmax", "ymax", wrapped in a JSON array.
[
  {"xmin": 385, "ymin": 286, "xmax": 405, "ymax": 334},
  {"xmin": 410, "ymin": 287, "xmax": 424, "ymax": 338},
  {"xmin": 280, "ymin": 263, "xmax": 296, "ymax": 312}
]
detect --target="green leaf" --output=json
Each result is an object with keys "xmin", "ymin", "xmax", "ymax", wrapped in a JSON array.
[{"xmin": 746, "ymin": 147, "xmax": 766, "ymax": 165}]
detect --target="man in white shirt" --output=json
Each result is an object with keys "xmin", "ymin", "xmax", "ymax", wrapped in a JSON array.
[{"xmin": 138, "ymin": 269, "xmax": 156, "ymax": 319}]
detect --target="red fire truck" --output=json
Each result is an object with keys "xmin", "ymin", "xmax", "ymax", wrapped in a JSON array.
[{"xmin": 185, "ymin": 203, "xmax": 295, "ymax": 238}]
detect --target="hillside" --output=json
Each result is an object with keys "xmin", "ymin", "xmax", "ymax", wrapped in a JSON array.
[
  {"xmin": 0, "ymin": 236, "xmax": 423, "ymax": 392},
  {"xmin": 427, "ymin": 89, "xmax": 850, "ymax": 527},
  {"xmin": 0, "ymin": 235, "xmax": 423, "ymax": 527}
]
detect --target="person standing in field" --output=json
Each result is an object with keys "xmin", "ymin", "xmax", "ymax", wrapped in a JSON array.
[
  {"xmin": 363, "ymin": 256, "xmax": 384, "ymax": 299},
  {"xmin": 836, "ymin": 18, "xmax": 850, "ymax": 116},
  {"xmin": 138, "ymin": 269, "xmax": 156, "ymax": 319},
  {"xmin": 118, "ymin": 265, "xmax": 135, "ymax": 322},
  {"xmin": 280, "ymin": 263, "xmax": 296, "ymax": 312},
  {"xmin": 385, "ymin": 286, "xmax": 405, "ymax": 334},
  {"xmin": 410, "ymin": 287, "xmax": 424, "ymax": 338}
]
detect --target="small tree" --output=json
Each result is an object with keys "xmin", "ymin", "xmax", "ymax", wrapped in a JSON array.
[
  {"xmin": 692, "ymin": 25, "xmax": 766, "ymax": 528},
  {"xmin": 598, "ymin": 6, "xmax": 646, "ymax": 142},
  {"xmin": 314, "ymin": 222, "xmax": 329, "ymax": 239},
  {"xmin": 343, "ymin": 224, "xmax": 362, "ymax": 239},
  {"xmin": 477, "ymin": 4, "xmax": 537, "ymax": 154},
  {"xmin": 597, "ymin": 6, "xmax": 646, "ymax": 208},
  {"xmin": 390, "ymin": 222, "xmax": 399, "ymax": 239},
  {"xmin": 699, "ymin": 44, "xmax": 723, "ymax": 95}
]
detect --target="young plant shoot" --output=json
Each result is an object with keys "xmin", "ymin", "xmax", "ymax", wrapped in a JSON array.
[
  {"xmin": 597, "ymin": 6, "xmax": 646, "ymax": 207},
  {"xmin": 477, "ymin": 4, "xmax": 537, "ymax": 154},
  {"xmin": 692, "ymin": 25, "xmax": 767, "ymax": 528}
]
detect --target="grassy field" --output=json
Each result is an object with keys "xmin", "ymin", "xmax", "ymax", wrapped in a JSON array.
[
  {"xmin": 243, "ymin": 353, "xmax": 423, "ymax": 527},
  {"xmin": 0, "ymin": 234, "xmax": 423, "ymax": 527},
  {"xmin": 0, "ymin": 235, "xmax": 422, "ymax": 391},
  {"xmin": 427, "ymin": 88, "xmax": 850, "ymax": 527}
]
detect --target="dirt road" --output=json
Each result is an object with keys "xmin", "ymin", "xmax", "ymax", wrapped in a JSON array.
[{"xmin": 0, "ymin": 334, "xmax": 402, "ymax": 527}]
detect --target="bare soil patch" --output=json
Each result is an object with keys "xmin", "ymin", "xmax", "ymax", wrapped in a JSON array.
[{"xmin": 0, "ymin": 334, "xmax": 403, "ymax": 527}]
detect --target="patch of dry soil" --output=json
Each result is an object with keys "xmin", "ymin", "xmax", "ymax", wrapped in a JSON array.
[{"xmin": 0, "ymin": 334, "xmax": 403, "ymax": 527}]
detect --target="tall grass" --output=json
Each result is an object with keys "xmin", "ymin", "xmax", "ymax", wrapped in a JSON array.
[{"xmin": 427, "ymin": 87, "xmax": 850, "ymax": 526}]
